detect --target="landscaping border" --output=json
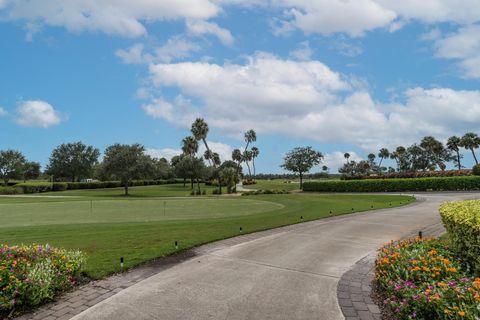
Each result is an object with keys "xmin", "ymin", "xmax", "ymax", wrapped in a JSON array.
[{"xmin": 336, "ymin": 221, "xmax": 446, "ymax": 320}]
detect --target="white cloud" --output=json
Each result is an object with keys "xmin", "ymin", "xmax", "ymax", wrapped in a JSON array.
[
  {"xmin": 289, "ymin": 41, "xmax": 313, "ymax": 61},
  {"xmin": 323, "ymin": 151, "xmax": 363, "ymax": 172},
  {"xmin": 1, "ymin": 0, "xmax": 220, "ymax": 37},
  {"xmin": 143, "ymin": 54, "xmax": 480, "ymax": 151},
  {"xmin": 433, "ymin": 25, "xmax": 480, "ymax": 79},
  {"xmin": 186, "ymin": 20, "xmax": 234, "ymax": 45},
  {"xmin": 329, "ymin": 36, "xmax": 364, "ymax": 57},
  {"xmin": 116, "ymin": 37, "xmax": 202, "ymax": 65},
  {"xmin": 146, "ymin": 148, "xmax": 182, "ymax": 161},
  {"xmin": 146, "ymin": 141, "xmax": 234, "ymax": 164},
  {"xmin": 0, "ymin": 106, "xmax": 6, "ymax": 117},
  {"xmin": 16, "ymin": 100, "xmax": 62, "ymax": 128}
]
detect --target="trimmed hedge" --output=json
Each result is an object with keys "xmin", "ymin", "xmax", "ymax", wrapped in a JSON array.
[
  {"xmin": 440, "ymin": 200, "xmax": 480, "ymax": 274},
  {"xmin": 303, "ymin": 176, "xmax": 480, "ymax": 192},
  {"xmin": 0, "ymin": 179, "xmax": 181, "ymax": 195}
]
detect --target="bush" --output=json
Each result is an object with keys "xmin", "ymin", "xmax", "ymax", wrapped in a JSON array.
[
  {"xmin": 343, "ymin": 169, "xmax": 472, "ymax": 180},
  {"xmin": 242, "ymin": 179, "xmax": 257, "ymax": 186},
  {"xmin": 52, "ymin": 183, "xmax": 68, "ymax": 191},
  {"xmin": 440, "ymin": 200, "xmax": 480, "ymax": 274},
  {"xmin": 241, "ymin": 189, "xmax": 289, "ymax": 196},
  {"xmin": 375, "ymin": 237, "xmax": 480, "ymax": 319},
  {"xmin": 0, "ymin": 186, "xmax": 22, "ymax": 195},
  {"xmin": 0, "ymin": 244, "xmax": 85, "ymax": 315},
  {"xmin": 212, "ymin": 189, "xmax": 222, "ymax": 195},
  {"xmin": 303, "ymin": 176, "xmax": 480, "ymax": 192},
  {"xmin": 15, "ymin": 182, "xmax": 53, "ymax": 194},
  {"xmin": 473, "ymin": 164, "xmax": 480, "ymax": 176}
]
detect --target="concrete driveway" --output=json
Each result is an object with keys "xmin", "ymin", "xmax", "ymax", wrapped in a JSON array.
[{"xmin": 72, "ymin": 192, "xmax": 478, "ymax": 320}]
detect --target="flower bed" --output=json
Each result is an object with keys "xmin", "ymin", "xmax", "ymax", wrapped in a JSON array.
[
  {"xmin": 343, "ymin": 170, "xmax": 472, "ymax": 180},
  {"xmin": 0, "ymin": 244, "xmax": 85, "ymax": 315},
  {"xmin": 375, "ymin": 238, "xmax": 480, "ymax": 319}
]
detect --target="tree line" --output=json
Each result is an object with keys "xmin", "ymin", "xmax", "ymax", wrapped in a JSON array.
[
  {"xmin": 340, "ymin": 133, "xmax": 480, "ymax": 177},
  {"xmin": 0, "ymin": 118, "xmax": 259, "ymax": 196}
]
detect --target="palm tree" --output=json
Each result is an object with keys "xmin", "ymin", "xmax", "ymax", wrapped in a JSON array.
[
  {"xmin": 447, "ymin": 136, "xmax": 463, "ymax": 170},
  {"xmin": 378, "ymin": 148, "xmax": 389, "ymax": 167},
  {"xmin": 181, "ymin": 136, "xmax": 199, "ymax": 189},
  {"xmin": 243, "ymin": 151, "xmax": 253, "ymax": 178},
  {"xmin": 344, "ymin": 152, "xmax": 351, "ymax": 164},
  {"xmin": 460, "ymin": 132, "xmax": 480, "ymax": 165},
  {"xmin": 191, "ymin": 118, "xmax": 213, "ymax": 166},
  {"xmin": 251, "ymin": 147, "xmax": 259, "ymax": 178}
]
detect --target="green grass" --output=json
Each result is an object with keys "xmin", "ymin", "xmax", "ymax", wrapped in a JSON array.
[
  {"xmin": 42, "ymin": 183, "xmax": 217, "ymax": 197},
  {"xmin": 0, "ymin": 184, "xmax": 414, "ymax": 279}
]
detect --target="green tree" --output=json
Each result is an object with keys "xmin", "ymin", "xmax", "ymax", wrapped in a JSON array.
[
  {"xmin": 220, "ymin": 167, "xmax": 238, "ymax": 194},
  {"xmin": 281, "ymin": 147, "xmax": 323, "ymax": 189},
  {"xmin": 191, "ymin": 118, "xmax": 214, "ymax": 167},
  {"xmin": 460, "ymin": 132, "xmax": 480, "ymax": 165},
  {"xmin": 23, "ymin": 161, "xmax": 41, "ymax": 182},
  {"xmin": 102, "ymin": 144, "xmax": 154, "ymax": 196},
  {"xmin": 0, "ymin": 150, "xmax": 26, "ymax": 186},
  {"xmin": 378, "ymin": 148, "xmax": 389, "ymax": 168},
  {"xmin": 243, "ymin": 150, "xmax": 253, "ymax": 178},
  {"xmin": 251, "ymin": 147, "xmax": 259, "ymax": 178},
  {"xmin": 46, "ymin": 142, "xmax": 100, "ymax": 182},
  {"xmin": 447, "ymin": 136, "xmax": 463, "ymax": 170},
  {"xmin": 344, "ymin": 152, "xmax": 351, "ymax": 164}
]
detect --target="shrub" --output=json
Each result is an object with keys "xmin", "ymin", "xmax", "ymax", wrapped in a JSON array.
[
  {"xmin": 440, "ymin": 200, "xmax": 480, "ymax": 274},
  {"xmin": 241, "ymin": 189, "xmax": 289, "ymax": 196},
  {"xmin": 52, "ymin": 183, "xmax": 68, "ymax": 191},
  {"xmin": 0, "ymin": 244, "xmax": 85, "ymax": 315},
  {"xmin": 303, "ymin": 176, "xmax": 480, "ymax": 193},
  {"xmin": 473, "ymin": 164, "xmax": 480, "ymax": 176},
  {"xmin": 212, "ymin": 189, "xmax": 222, "ymax": 195},
  {"xmin": 0, "ymin": 186, "xmax": 22, "ymax": 195},
  {"xmin": 242, "ymin": 179, "xmax": 257, "ymax": 185},
  {"xmin": 14, "ymin": 182, "xmax": 53, "ymax": 194},
  {"xmin": 375, "ymin": 237, "xmax": 480, "ymax": 319},
  {"xmin": 343, "ymin": 169, "xmax": 472, "ymax": 180}
]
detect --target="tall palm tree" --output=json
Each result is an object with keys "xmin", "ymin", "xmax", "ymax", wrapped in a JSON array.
[
  {"xmin": 191, "ymin": 118, "xmax": 213, "ymax": 167},
  {"xmin": 378, "ymin": 148, "xmax": 389, "ymax": 167},
  {"xmin": 344, "ymin": 152, "xmax": 351, "ymax": 164},
  {"xmin": 460, "ymin": 132, "xmax": 480, "ymax": 165},
  {"xmin": 251, "ymin": 147, "xmax": 259, "ymax": 178},
  {"xmin": 181, "ymin": 136, "xmax": 199, "ymax": 189},
  {"xmin": 243, "ymin": 151, "xmax": 253, "ymax": 178},
  {"xmin": 447, "ymin": 136, "xmax": 463, "ymax": 170}
]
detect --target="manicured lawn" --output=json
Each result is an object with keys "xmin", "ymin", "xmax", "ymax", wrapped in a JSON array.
[{"xmin": 0, "ymin": 186, "xmax": 414, "ymax": 279}]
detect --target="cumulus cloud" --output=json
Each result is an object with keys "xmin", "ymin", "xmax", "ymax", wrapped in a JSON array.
[
  {"xmin": 0, "ymin": 106, "xmax": 6, "ymax": 117},
  {"xmin": 146, "ymin": 141, "xmax": 234, "ymax": 163},
  {"xmin": 0, "ymin": 0, "xmax": 220, "ymax": 37},
  {"xmin": 323, "ymin": 151, "xmax": 363, "ymax": 172},
  {"xmin": 433, "ymin": 25, "xmax": 480, "ymax": 79},
  {"xmin": 186, "ymin": 20, "xmax": 234, "ymax": 45},
  {"xmin": 16, "ymin": 100, "xmax": 62, "ymax": 128},
  {"xmin": 289, "ymin": 41, "xmax": 313, "ymax": 61},
  {"xmin": 116, "ymin": 37, "xmax": 202, "ymax": 65},
  {"xmin": 142, "ymin": 54, "xmax": 480, "ymax": 150}
]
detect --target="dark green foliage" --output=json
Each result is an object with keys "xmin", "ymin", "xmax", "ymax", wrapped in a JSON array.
[
  {"xmin": 52, "ymin": 182, "xmax": 68, "ymax": 191},
  {"xmin": 473, "ymin": 164, "xmax": 480, "ymax": 176},
  {"xmin": 241, "ymin": 189, "xmax": 289, "ymax": 196},
  {"xmin": 303, "ymin": 176, "xmax": 480, "ymax": 192}
]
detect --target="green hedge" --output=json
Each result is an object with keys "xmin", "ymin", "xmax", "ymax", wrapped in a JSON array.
[
  {"xmin": 0, "ymin": 179, "xmax": 181, "ymax": 194},
  {"xmin": 303, "ymin": 176, "xmax": 480, "ymax": 192},
  {"xmin": 440, "ymin": 200, "xmax": 480, "ymax": 274}
]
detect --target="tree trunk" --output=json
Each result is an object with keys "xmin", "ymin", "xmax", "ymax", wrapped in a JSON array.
[
  {"xmin": 183, "ymin": 178, "xmax": 186, "ymax": 187},
  {"xmin": 378, "ymin": 158, "xmax": 383, "ymax": 168},
  {"xmin": 197, "ymin": 179, "xmax": 200, "ymax": 192},
  {"xmin": 202, "ymin": 138, "xmax": 213, "ymax": 167},
  {"xmin": 3, "ymin": 179, "xmax": 8, "ymax": 187},
  {"xmin": 246, "ymin": 162, "xmax": 252, "ymax": 178},
  {"xmin": 124, "ymin": 184, "xmax": 129, "ymax": 196},
  {"xmin": 456, "ymin": 151, "xmax": 462, "ymax": 170},
  {"xmin": 471, "ymin": 148, "xmax": 479, "ymax": 165},
  {"xmin": 191, "ymin": 178, "xmax": 194, "ymax": 190},
  {"xmin": 252, "ymin": 159, "xmax": 256, "ymax": 178},
  {"xmin": 299, "ymin": 172, "xmax": 303, "ymax": 190}
]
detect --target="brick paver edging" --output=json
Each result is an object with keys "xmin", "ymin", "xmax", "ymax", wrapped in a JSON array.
[{"xmin": 336, "ymin": 222, "xmax": 446, "ymax": 320}]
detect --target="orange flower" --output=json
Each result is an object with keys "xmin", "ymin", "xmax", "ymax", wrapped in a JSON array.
[{"xmin": 458, "ymin": 311, "xmax": 465, "ymax": 316}]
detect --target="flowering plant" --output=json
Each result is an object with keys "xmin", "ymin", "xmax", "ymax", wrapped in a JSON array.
[
  {"xmin": 375, "ymin": 237, "xmax": 480, "ymax": 319},
  {"xmin": 0, "ymin": 244, "xmax": 85, "ymax": 314}
]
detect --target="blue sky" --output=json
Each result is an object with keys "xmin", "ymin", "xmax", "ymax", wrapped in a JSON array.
[{"xmin": 1, "ymin": 1, "xmax": 480, "ymax": 173}]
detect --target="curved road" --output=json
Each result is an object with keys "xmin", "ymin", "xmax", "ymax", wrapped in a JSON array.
[{"xmin": 73, "ymin": 193, "xmax": 478, "ymax": 320}]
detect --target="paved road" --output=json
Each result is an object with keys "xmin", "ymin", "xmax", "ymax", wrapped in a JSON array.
[{"xmin": 73, "ymin": 193, "xmax": 478, "ymax": 320}]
